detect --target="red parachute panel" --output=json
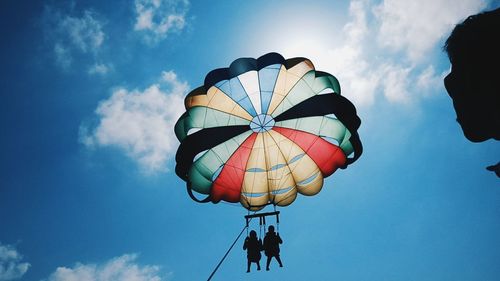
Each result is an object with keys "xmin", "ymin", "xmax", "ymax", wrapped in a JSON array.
[
  {"xmin": 211, "ymin": 133, "xmax": 257, "ymax": 203},
  {"xmin": 273, "ymin": 127, "xmax": 346, "ymax": 176}
]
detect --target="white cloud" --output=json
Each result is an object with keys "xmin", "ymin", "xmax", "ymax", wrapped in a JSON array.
[
  {"xmin": 343, "ymin": 0, "xmax": 369, "ymax": 43},
  {"xmin": 0, "ymin": 242, "xmax": 30, "ymax": 281},
  {"xmin": 43, "ymin": 6, "xmax": 109, "ymax": 73},
  {"xmin": 59, "ymin": 10, "xmax": 105, "ymax": 53},
  {"xmin": 80, "ymin": 70, "xmax": 188, "ymax": 172},
  {"xmin": 279, "ymin": 0, "xmax": 486, "ymax": 106},
  {"xmin": 323, "ymin": 0, "xmax": 381, "ymax": 107},
  {"xmin": 54, "ymin": 43, "xmax": 72, "ymax": 70},
  {"xmin": 88, "ymin": 63, "xmax": 112, "ymax": 75},
  {"xmin": 416, "ymin": 65, "xmax": 446, "ymax": 96},
  {"xmin": 374, "ymin": 0, "xmax": 487, "ymax": 62},
  {"xmin": 379, "ymin": 63, "xmax": 412, "ymax": 104},
  {"xmin": 284, "ymin": 0, "xmax": 381, "ymax": 107},
  {"xmin": 134, "ymin": 0, "xmax": 189, "ymax": 43},
  {"xmin": 45, "ymin": 254, "xmax": 170, "ymax": 281}
]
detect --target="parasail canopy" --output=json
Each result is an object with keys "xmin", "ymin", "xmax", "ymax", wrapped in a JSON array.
[{"xmin": 175, "ymin": 53, "xmax": 362, "ymax": 211}]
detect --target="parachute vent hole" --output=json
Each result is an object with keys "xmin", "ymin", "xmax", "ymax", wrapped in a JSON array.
[
  {"xmin": 325, "ymin": 113, "xmax": 338, "ymax": 119},
  {"xmin": 346, "ymin": 151, "xmax": 355, "ymax": 159},
  {"xmin": 318, "ymin": 88, "xmax": 335, "ymax": 95},
  {"xmin": 193, "ymin": 149, "xmax": 208, "ymax": 162},
  {"xmin": 187, "ymin": 127, "xmax": 202, "ymax": 136},
  {"xmin": 211, "ymin": 165, "xmax": 224, "ymax": 181},
  {"xmin": 321, "ymin": 136, "xmax": 340, "ymax": 146}
]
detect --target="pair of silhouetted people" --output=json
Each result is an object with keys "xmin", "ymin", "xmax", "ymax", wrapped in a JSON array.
[
  {"xmin": 443, "ymin": 7, "xmax": 499, "ymax": 177},
  {"xmin": 243, "ymin": 225, "xmax": 283, "ymax": 272}
]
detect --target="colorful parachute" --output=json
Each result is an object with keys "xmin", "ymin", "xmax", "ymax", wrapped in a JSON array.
[{"xmin": 175, "ymin": 53, "xmax": 362, "ymax": 211}]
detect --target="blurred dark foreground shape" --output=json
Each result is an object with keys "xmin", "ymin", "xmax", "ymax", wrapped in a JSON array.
[{"xmin": 443, "ymin": 7, "xmax": 500, "ymax": 177}]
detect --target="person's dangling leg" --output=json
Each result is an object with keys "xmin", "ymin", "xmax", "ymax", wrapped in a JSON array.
[
  {"xmin": 257, "ymin": 261, "xmax": 261, "ymax": 271},
  {"xmin": 275, "ymin": 255, "xmax": 283, "ymax": 267},
  {"xmin": 266, "ymin": 256, "xmax": 271, "ymax": 270},
  {"xmin": 246, "ymin": 260, "xmax": 251, "ymax": 273}
]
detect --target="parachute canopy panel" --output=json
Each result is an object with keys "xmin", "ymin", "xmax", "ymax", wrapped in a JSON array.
[{"xmin": 174, "ymin": 52, "xmax": 362, "ymax": 211}]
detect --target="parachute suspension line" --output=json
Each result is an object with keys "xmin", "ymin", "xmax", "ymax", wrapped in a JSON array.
[
  {"xmin": 246, "ymin": 210, "xmax": 251, "ymax": 237},
  {"xmin": 276, "ymin": 213, "xmax": 280, "ymax": 233},
  {"xmin": 259, "ymin": 217, "xmax": 263, "ymax": 239},
  {"xmin": 207, "ymin": 223, "xmax": 249, "ymax": 281},
  {"xmin": 263, "ymin": 216, "xmax": 267, "ymax": 236},
  {"xmin": 245, "ymin": 211, "xmax": 280, "ymax": 237},
  {"xmin": 274, "ymin": 205, "xmax": 280, "ymax": 233}
]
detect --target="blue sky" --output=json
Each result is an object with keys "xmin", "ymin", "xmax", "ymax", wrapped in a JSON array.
[{"xmin": 1, "ymin": 0, "xmax": 499, "ymax": 280}]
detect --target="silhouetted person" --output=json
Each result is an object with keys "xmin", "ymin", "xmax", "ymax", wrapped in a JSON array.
[
  {"xmin": 243, "ymin": 230, "xmax": 262, "ymax": 273},
  {"xmin": 443, "ymin": 8, "xmax": 500, "ymax": 177},
  {"xmin": 263, "ymin": 225, "xmax": 283, "ymax": 270}
]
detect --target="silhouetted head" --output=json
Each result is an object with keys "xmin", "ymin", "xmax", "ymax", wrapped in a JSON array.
[
  {"xmin": 249, "ymin": 230, "xmax": 257, "ymax": 238},
  {"xmin": 444, "ymin": 8, "xmax": 500, "ymax": 142},
  {"xmin": 268, "ymin": 225, "xmax": 275, "ymax": 233}
]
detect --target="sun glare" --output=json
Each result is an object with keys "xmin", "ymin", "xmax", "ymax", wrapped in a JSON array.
[{"xmin": 238, "ymin": 2, "xmax": 347, "ymax": 61}]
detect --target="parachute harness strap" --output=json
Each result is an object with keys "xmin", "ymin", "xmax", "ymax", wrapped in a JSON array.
[
  {"xmin": 207, "ymin": 222, "xmax": 249, "ymax": 281},
  {"xmin": 263, "ymin": 216, "xmax": 266, "ymax": 234},
  {"xmin": 246, "ymin": 211, "xmax": 250, "ymax": 237},
  {"xmin": 259, "ymin": 217, "xmax": 263, "ymax": 239},
  {"xmin": 274, "ymin": 205, "xmax": 280, "ymax": 233},
  {"xmin": 245, "ymin": 211, "xmax": 279, "ymax": 238}
]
